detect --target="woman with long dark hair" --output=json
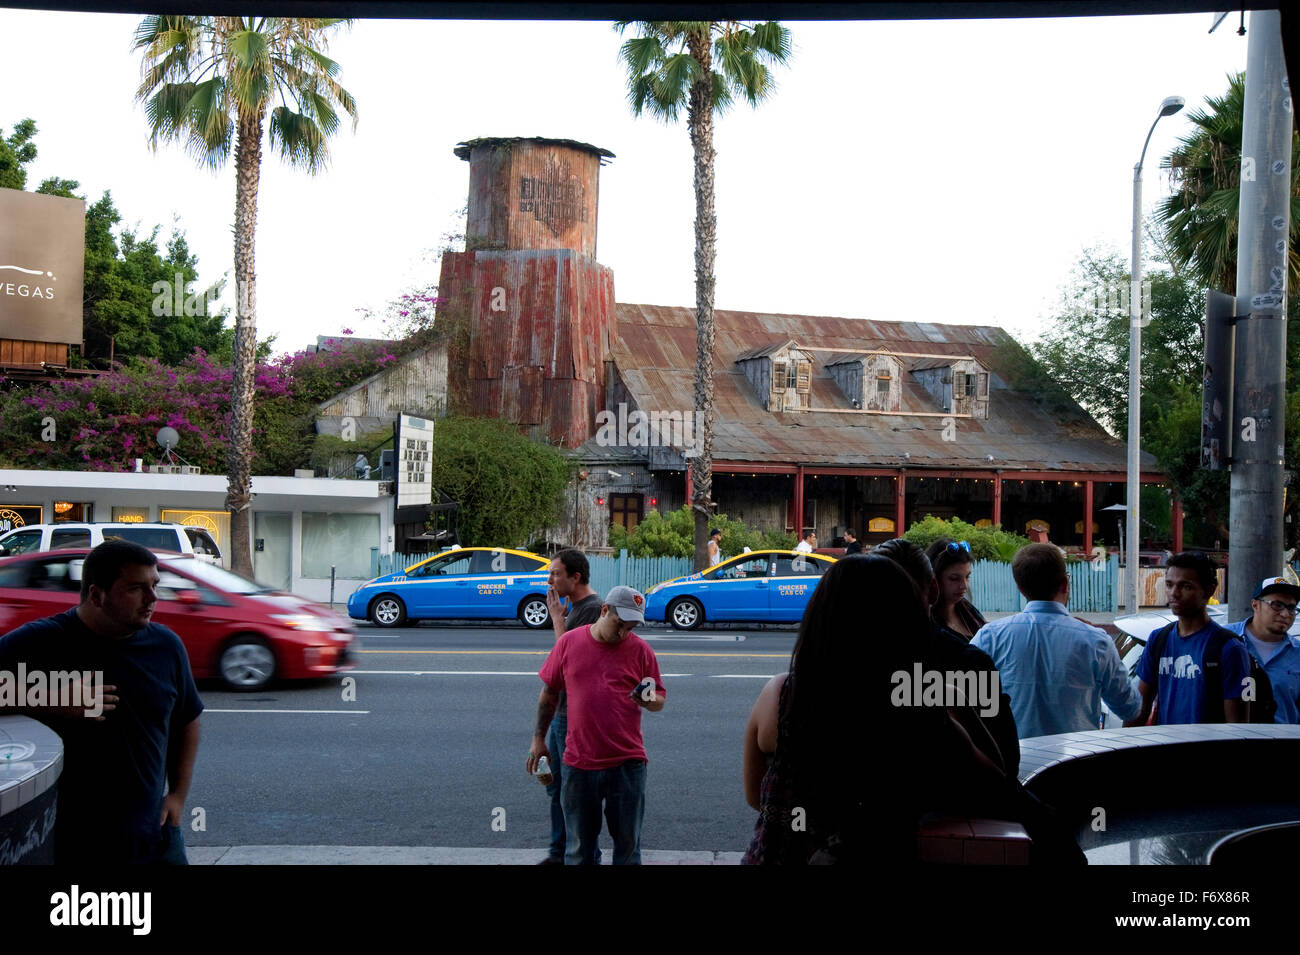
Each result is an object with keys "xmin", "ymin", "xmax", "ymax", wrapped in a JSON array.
[
  {"xmin": 925, "ymin": 537, "xmax": 987, "ymax": 642},
  {"xmin": 741, "ymin": 555, "xmax": 970, "ymax": 864}
]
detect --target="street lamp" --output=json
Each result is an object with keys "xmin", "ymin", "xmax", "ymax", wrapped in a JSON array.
[{"xmin": 1128, "ymin": 94, "xmax": 1184, "ymax": 613}]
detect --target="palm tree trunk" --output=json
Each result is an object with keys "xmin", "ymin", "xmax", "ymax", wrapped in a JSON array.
[
  {"xmin": 687, "ymin": 29, "xmax": 717, "ymax": 572},
  {"xmin": 227, "ymin": 109, "xmax": 263, "ymax": 579}
]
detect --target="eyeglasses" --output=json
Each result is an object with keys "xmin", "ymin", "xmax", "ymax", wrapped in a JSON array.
[
  {"xmin": 1261, "ymin": 599, "xmax": 1298, "ymax": 617},
  {"xmin": 947, "ymin": 541, "xmax": 971, "ymax": 554}
]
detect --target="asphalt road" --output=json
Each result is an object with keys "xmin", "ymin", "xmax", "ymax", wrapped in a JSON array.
[{"xmin": 185, "ymin": 621, "xmax": 797, "ymax": 854}]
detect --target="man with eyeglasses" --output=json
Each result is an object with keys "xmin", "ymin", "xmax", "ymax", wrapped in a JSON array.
[{"xmin": 1223, "ymin": 578, "xmax": 1300, "ymax": 724}]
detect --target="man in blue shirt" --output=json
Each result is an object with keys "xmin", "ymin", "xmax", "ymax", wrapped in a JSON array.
[
  {"xmin": 1224, "ymin": 577, "xmax": 1300, "ymax": 724},
  {"xmin": 1126, "ymin": 551, "xmax": 1250, "ymax": 726},
  {"xmin": 972, "ymin": 543, "xmax": 1140, "ymax": 737}
]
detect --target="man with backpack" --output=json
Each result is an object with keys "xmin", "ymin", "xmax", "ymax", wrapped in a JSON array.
[
  {"xmin": 1223, "ymin": 577, "xmax": 1298, "ymax": 723},
  {"xmin": 1125, "ymin": 552, "xmax": 1255, "ymax": 726}
]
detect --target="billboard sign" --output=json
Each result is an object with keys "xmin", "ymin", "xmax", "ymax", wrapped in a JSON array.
[
  {"xmin": 0, "ymin": 189, "xmax": 85, "ymax": 344},
  {"xmin": 396, "ymin": 412, "xmax": 434, "ymax": 510}
]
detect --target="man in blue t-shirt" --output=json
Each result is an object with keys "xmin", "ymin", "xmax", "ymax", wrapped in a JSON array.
[
  {"xmin": 1225, "ymin": 576, "xmax": 1300, "ymax": 724},
  {"xmin": 1126, "ymin": 551, "xmax": 1250, "ymax": 726},
  {"xmin": 0, "ymin": 540, "xmax": 203, "ymax": 864}
]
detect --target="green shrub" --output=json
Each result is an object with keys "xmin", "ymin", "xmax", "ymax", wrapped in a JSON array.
[
  {"xmin": 609, "ymin": 506, "xmax": 796, "ymax": 559},
  {"xmin": 902, "ymin": 514, "xmax": 1032, "ymax": 563}
]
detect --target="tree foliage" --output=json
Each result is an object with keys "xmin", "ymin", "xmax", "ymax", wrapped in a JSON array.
[
  {"xmin": 1157, "ymin": 72, "xmax": 1300, "ymax": 296},
  {"xmin": 0, "ymin": 342, "xmax": 396, "ymax": 475},
  {"xmin": 428, "ymin": 417, "xmax": 572, "ymax": 548},
  {"xmin": 608, "ymin": 505, "xmax": 794, "ymax": 558},
  {"xmin": 0, "ymin": 118, "xmax": 38, "ymax": 190}
]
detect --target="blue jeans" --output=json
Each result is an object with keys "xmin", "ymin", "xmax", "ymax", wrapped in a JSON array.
[
  {"xmin": 561, "ymin": 760, "xmax": 647, "ymax": 866},
  {"xmin": 546, "ymin": 700, "xmax": 602, "ymax": 863}
]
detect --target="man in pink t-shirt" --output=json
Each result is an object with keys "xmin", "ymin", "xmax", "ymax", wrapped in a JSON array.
[{"xmin": 527, "ymin": 585, "xmax": 666, "ymax": 865}]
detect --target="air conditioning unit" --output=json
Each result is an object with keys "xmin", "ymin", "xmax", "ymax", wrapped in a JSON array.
[
  {"xmin": 147, "ymin": 465, "xmax": 202, "ymax": 475},
  {"xmin": 378, "ymin": 480, "xmax": 395, "ymax": 496}
]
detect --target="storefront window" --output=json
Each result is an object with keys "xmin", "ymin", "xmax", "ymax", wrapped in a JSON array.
[
  {"xmin": 53, "ymin": 502, "xmax": 91, "ymax": 522},
  {"xmin": 301, "ymin": 513, "xmax": 379, "ymax": 579}
]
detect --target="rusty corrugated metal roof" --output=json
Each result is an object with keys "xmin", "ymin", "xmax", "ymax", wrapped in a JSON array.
[{"xmin": 609, "ymin": 305, "xmax": 1153, "ymax": 474}]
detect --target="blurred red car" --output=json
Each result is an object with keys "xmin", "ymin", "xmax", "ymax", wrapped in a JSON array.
[{"xmin": 0, "ymin": 549, "xmax": 355, "ymax": 691}]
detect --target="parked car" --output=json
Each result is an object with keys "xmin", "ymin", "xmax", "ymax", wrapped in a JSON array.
[
  {"xmin": 0, "ymin": 522, "xmax": 223, "ymax": 566},
  {"xmin": 644, "ymin": 549, "xmax": 839, "ymax": 630},
  {"xmin": 0, "ymin": 549, "xmax": 354, "ymax": 691},
  {"xmin": 347, "ymin": 546, "xmax": 553, "ymax": 629}
]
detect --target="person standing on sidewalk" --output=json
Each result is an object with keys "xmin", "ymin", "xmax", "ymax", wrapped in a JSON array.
[
  {"xmin": 971, "ymin": 543, "xmax": 1140, "ymax": 738},
  {"xmin": 1126, "ymin": 552, "xmax": 1251, "ymax": 726},
  {"xmin": 535, "ymin": 548, "xmax": 604, "ymax": 865},
  {"xmin": 0, "ymin": 540, "xmax": 202, "ymax": 864},
  {"xmin": 527, "ymin": 586, "xmax": 666, "ymax": 865},
  {"xmin": 1225, "ymin": 577, "xmax": 1300, "ymax": 723}
]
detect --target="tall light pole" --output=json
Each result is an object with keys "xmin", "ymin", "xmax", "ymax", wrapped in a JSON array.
[{"xmin": 1128, "ymin": 94, "xmax": 1184, "ymax": 612}]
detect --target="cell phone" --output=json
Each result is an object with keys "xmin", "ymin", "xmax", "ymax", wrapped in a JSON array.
[{"xmin": 629, "ymin": 678, "xmax": 653, "ymax": 700}]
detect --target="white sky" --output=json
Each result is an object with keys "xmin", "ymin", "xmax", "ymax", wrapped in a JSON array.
[{"xmin": 0, "ymin": 9, "xmax": 1250, "ymax": 357}]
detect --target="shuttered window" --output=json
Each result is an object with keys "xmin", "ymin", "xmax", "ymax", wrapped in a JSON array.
[
  {"xmin": 772, "ymin": 360, "xmax": 787, "ymax": 392},
  {"xmin": 952, "ymin": 370, "xmax": 965, "ymax": 397},
  {"xmin": 796, "ymin": 361, "xmax": 812, "ymax": 394},
  {"xmin": 978, "ymin": 372, "xmax": 989, "ymax": 397}
]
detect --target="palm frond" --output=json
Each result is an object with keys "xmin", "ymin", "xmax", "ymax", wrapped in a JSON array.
[{"xmin": 269, "ymin": 105, "xmax": 328, "ymax": 172}]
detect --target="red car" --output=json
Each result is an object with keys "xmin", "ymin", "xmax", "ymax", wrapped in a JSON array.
[{"xmin": 0, "ymin": 549, "xmax": 356, "ymax": 691}]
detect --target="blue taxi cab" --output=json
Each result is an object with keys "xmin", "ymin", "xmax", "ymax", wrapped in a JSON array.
[
  {"xmin": 644, "ymin": 549, "xmax": 837, "ymax": 630},
  {"xmin": 347, "ymin": 547, "xmax": 553, "ymax": 628}
]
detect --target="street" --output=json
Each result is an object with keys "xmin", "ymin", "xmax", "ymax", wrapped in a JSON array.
[{"xmin": 185, "ymin": 621, "xmax": 796, "ymax": 854}]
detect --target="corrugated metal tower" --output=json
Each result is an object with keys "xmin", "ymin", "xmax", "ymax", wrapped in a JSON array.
[{"xmin": 439, "ymin": 137, "xmax": 616, "ymax": 448}]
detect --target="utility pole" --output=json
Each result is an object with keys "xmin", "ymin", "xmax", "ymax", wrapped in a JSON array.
[{"xmin": 1228, "ymin": 9, "xmax": 1291, "ymax": 620}]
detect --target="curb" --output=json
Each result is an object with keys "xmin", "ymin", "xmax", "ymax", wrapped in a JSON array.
[{"xmin": 187, "ymin": 846, "xmax": 745, "ymax": 865}]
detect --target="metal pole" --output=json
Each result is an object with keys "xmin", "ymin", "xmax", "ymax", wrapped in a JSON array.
[
  {"xmin": 1128, "ymin": 157, "xmax": 1144, "ymax": 613},
  {"xmin": 1127, "ymin": 97, "xmax": 1184, "ymax": 612},
  {"xmin": 1229, "ymin": 9, "xmax": 1291, "ymax": 620}
]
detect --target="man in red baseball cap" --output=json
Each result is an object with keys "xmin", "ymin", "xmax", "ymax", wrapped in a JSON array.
[{"xmin": 527, "ymin": 586, "xmax": 667, "ymax": 864}]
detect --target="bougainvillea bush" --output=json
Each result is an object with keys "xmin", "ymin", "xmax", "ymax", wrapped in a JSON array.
[{"xmin": 0, "ymin": 340, "xmax": 398, "ymax": 474}]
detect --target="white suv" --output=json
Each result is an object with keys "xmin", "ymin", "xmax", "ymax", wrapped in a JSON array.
[{"xmin": 0, "ymin": 522, "xmax": 224, "ymax": 566}]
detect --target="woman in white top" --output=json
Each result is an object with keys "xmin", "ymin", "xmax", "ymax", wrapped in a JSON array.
[{"xmin": 707, "ymin": 528, "xmax": 723, "ymax": 566}]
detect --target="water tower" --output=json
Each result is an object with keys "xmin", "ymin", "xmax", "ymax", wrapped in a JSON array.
[{"xmin": 438, "ymin": 137, "xmax": 616, "ymax": 447}]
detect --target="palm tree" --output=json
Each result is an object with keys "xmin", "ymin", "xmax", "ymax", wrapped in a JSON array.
[
  {"xmin": 1157, "ymin": 71, "xmax": 1300, "ymax": 295},
  {"xmin": 134, "ymin": 16, "xmax": 357, "ymax": 577},
  {"xmin": 616, "ymin": 20, "xmax": 791, "ymax": 570}
]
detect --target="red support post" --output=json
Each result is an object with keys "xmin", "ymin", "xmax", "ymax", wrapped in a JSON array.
[
  {"xmin": 992, "ymin": 474, "xmax": 1002, "ymax": 527},
  {"xmin": 1083, "ymin": 480, "xmax": 1094, "ymax": 554},
  {"xmin": 895, "ymin": 472, "xmax": 906, "ymax": 536},
  {"xmin": 685, "ymin": 466, "xmax": 692, "ymax": 507},
  {"xmin": 1172, "ymin": 494, "xmax": 1184, "ymax": 554},
  {"xmin": 794, "ymin": 465, "xmax": 805, "ymax": 537}
]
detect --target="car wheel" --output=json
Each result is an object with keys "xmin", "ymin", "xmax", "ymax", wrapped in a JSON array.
[
  {"xmin": 668, "ymin": 597, "xmax": 703, "ymax": 630},
  {"xmin": 519, "ymin": 596, "xmax": 551, "ymax": 629},
  {"xmin": 369, "ymin": 595, "xmax": 407, "ymax": 628},
  {"xmin": 218, "ymin": 636, "xmax": 276, "ymax": 691}
]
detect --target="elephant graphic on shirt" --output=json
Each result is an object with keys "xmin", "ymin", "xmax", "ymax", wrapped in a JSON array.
[
  {"xmin": 1159, "ymin": 656, "xmax": 1173, "ymax": 676},
  {"xmin": 1185, "ymin": 663, "xmax": 1201, "ymax": 679},
  {"xmin": 1173, "ymin": 654, "xmax": 1194, "ymax": 678}
]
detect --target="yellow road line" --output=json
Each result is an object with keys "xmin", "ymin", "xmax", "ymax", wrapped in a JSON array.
[{"xmin": 357, "ymin": 649, "xmax": 787, "ymax": 659}]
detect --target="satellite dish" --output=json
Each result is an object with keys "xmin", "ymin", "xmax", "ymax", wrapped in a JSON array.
[{"xmin": 157, "ymin": 427, "xmax": 180, "ymax": 451}]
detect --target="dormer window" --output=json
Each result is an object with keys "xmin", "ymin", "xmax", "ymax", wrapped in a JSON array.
[
  {"xmin": 876, "ymin": 374, "xmax": 891, "ymax": 397},
  {"xmin": 735, "ymin": 340, "xmax": 813, "ymax": 412}
]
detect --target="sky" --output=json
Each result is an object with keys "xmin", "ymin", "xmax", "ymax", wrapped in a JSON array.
[{"xmin": 0, "ymin": 8, "xmax": 1252, "ymax": 357}]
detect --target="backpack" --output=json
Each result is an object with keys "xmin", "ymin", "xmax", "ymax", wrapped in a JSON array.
[{"xmin": 1148, "ymin": 622, "xmax": 1277, "ymax": 724}]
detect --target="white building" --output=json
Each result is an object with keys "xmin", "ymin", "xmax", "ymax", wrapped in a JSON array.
[{"xmin": 0, "ymin": 468, "xmax": 394, "ymax": 603}]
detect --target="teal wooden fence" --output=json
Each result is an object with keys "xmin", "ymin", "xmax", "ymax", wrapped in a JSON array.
[
  {"xmin": 588, "ymin": 552, "xmax": 694, "ymax": 596},
  {"xmin": 368, "ymin": 549, "xmax": 693, "ymax": 595},
  {"xmin": 968, "ymin": 555, "xmax": 1118, "ymax": 613},
  {"xmin": 367, "ymin": 549, "xmax": 1117, "ymax": 613}
]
